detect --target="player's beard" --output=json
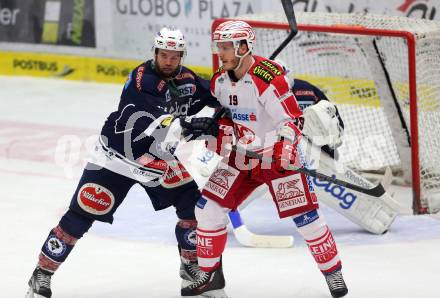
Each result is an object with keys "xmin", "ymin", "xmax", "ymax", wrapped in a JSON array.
[{"xmin": 155, "ymin": 62, "xmax": 180, "ymax": 79}]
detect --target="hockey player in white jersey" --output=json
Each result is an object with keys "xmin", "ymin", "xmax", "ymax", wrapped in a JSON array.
[{"xmin": 181, "ymin": 20, "xmax": 348, "ymax": 298}]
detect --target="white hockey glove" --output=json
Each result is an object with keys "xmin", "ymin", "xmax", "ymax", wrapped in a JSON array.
[{"xmin": 302, "ymin": 100, "xmax": 343, "ymax": 149}]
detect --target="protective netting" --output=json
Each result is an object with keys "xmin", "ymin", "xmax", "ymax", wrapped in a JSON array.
[{"xmin": 227, "ymin": 12, "xmax": 440, "ymax": 213}]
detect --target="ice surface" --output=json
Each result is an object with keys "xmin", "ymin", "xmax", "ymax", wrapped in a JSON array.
[{"xmin": 1, "ymin": 76, "xmax": 439, "ymax": 297}]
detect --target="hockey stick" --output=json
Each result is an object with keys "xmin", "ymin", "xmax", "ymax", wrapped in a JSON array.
[
  {"xmin": 230, "ymin": 145, "xmax": 386, "ymax": 197},
  {"xmin": 228, "ymin": 210, "xmax": 294, "ymax": 248},
  {"xmin": 269, "ymin": 0, "xmax": 298, "ymax": 60}
]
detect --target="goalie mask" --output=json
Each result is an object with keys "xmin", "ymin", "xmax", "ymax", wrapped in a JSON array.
[{"xmin": 212, "ymin": 20, "xmax": 256, "ymax": 70}]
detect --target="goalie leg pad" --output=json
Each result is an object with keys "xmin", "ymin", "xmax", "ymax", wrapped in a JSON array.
[
  {"xmin": 308, "ymin": 143, "xmax": 400, "ymax": 234},
  {"xmin": 293, "ymin": 209, "xmax": 342, "ymax": 274}
]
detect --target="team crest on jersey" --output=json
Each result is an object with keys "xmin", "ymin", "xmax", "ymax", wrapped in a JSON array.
[
  {"xmin": 234, "ymin": 123, "xmax": 255, "ymax": 145},
  {"xmin": 77, "ymin": 183, "xmax": 115, "ymax": 215},
  {"xmin": 272, "ymin": 174, "xmax": 308, "ymax": 212},
  {"xmin": 205, "ymin": 167, "xmax": 240, "ymax": 199}
]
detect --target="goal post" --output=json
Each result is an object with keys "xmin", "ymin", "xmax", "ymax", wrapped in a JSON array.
[{"xmin": 211, "ymin": 13, "xmax": 440, "ymax": 214}]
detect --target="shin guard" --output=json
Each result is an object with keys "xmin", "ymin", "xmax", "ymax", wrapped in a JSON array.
[
  {"xmin": 175, "ymin": 219, "xmax": 198, "ymax": 263},
  {"xmin": 293, "ymin": 209, "xmax": 341, "ymax": 274},
  {"xmin": 39, "ymin": 225, "xmax": 78, "ymax": 273},
  {"xmin": 196, "ymin": 227, "xmax": 227, "ymax": 272}
]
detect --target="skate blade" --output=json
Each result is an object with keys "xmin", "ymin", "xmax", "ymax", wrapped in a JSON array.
[{"xmin": 201, "ymin": 289, "xmax": 228, "ymax": 298}]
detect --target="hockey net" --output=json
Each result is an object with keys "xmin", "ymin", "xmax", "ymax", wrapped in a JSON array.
[{"xmin": 211, "ymin": 13, "xmax": 440, "ymax": 214}]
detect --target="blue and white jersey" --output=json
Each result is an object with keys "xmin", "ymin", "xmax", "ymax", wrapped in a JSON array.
[{"xmin": 100, "ymin": 59, "xmax": 219, "ymax": 161}]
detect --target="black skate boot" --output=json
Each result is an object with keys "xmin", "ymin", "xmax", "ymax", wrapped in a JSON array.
[
  {"xmin": 26, "ymin": 267, "xmax": 53, "ymax": 298},
  {"xmin": 180, "ymin": 260, "xmax": 203, "ymax": 282},
  {"xmin": 178, "ymin": 246, "xmax": 204, "ymax": 288},
  {"xmin": 181, "ymin": 262, "xmax": 227, "ymax": 298},
  {"xmin": 325, "ymin": 268, "xmax": 348, "ymax": 298}
]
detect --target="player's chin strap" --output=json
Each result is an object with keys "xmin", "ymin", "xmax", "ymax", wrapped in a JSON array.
[
  {"xmin": 228, "ymin": 144, "xmax": 387, "ymax": 197},
  {"xmin": 233, "ymin": 48, "xmax": 251, "ymax": 71}
]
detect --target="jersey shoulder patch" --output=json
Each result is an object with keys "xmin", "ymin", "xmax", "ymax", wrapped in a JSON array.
[{"xmin": 250, "ymin": 56, "xmax": 286, "ymax": 95}]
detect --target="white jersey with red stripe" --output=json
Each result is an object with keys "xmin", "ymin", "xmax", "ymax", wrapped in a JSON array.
[{"xmin": 210, "ymin": 55, "xmax": 303, "ymax": 153}]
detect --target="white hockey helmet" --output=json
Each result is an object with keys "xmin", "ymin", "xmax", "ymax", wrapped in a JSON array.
[
  {"xmin": 212, "ymin": 20, "xmax": 256, "ymax": 57},
  {"xmin": 153, "ymin": 27, "xmax": 186, "ymax": 57}
]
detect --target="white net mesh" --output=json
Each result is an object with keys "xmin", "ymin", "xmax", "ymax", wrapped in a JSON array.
[{"xmin": 225, "ymin": 12, "xmax": 440, "ymax": 213}]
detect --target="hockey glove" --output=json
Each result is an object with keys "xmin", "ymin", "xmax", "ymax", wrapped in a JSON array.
[
  {"xmin": 181, "ymin": 117, "xmax": 219, "ymax": 140},
  {"xmin": 273, "ymin": 138, "xmax": 297, "ymax": 172},
  {"xmin": 206, "ymin": 117, "xmax": 234, "ymax": 156}
]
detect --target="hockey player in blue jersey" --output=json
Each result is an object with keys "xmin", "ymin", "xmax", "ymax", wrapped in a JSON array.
[{"xmin": 26, "ymin": 27, "xmax": 220, "ymax": 298}]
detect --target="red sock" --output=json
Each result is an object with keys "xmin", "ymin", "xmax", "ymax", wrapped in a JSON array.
[
  {"xmin": 305, "ymin": 226, "xmax": 341, "ymax": 274},
  {"xmin": 196, "ymin": 227, "xmax": 227, "ymax": 272}
]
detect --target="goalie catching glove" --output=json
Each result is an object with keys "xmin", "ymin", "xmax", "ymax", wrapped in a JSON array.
[{"xmin": 302, "ymin": 100, "xmax": 343, "ymax": 149}]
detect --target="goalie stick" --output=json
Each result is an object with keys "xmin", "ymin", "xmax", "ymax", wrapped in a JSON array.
[
  {"xmin": 228, "ymin": 210, "xmax": 294, "ymax": 248},
  {"xmin": 230, "ymin": 145, "xmax": 386, "ymax": 197}
]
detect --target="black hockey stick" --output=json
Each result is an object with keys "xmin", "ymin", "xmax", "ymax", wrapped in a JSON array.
[
  {"xmin": 269, "ymin": 0, "xmax": 298, "ymax": 60},
  {"xmin": 230, "ymin": 145, "xmax": 386, "ymax": 197}
]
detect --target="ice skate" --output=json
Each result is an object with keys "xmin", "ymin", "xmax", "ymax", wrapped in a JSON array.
[
  {"xmin": 180, "ymin": 259, "xmax": 205, "ymax": 288},
  {"xmin": 325, "ymin": 268, "xmax": 348, "ymax": 298},
  {"xmin": 26, "ymin": 267, "xmax": 53, "ymax": 298},
  {"xmin": 181, "ymin": 262, "xmax": 227, "ymax": 298}
]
